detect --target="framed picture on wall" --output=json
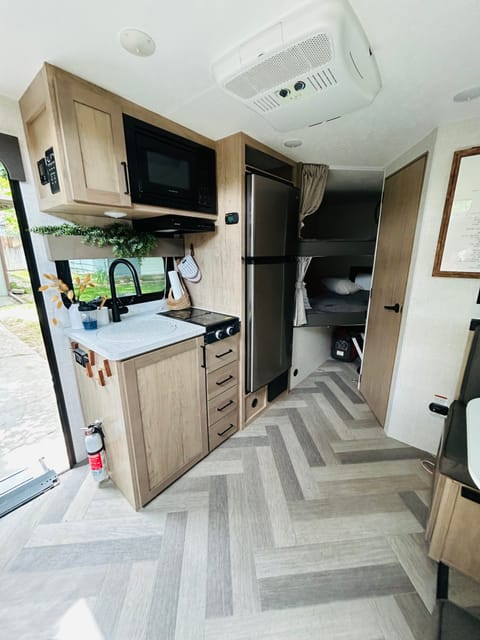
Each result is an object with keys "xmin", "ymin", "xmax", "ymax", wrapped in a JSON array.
[{"xmin": 433, "ymin": 146, "xmax": 480, "ymax": 278}]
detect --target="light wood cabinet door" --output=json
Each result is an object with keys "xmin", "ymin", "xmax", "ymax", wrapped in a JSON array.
[
  {"xmin": 55, "ymin": 74, "xmax": 131, "ymax": 207},
  {"xmin": 73, "ymin": 352, "xmax": 140, "ymax": 509},
  {"xmin": 121, "ymin": 337, "xmax": 207, "ymax": 505}
]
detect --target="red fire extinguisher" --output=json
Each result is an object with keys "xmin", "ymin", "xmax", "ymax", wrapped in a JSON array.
[{"xmin": 84, "ymin": 420, "xmax": 108, "ymax": 482}]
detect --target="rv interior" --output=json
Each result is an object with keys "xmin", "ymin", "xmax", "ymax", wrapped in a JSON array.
[{"xmin": 1, "ymin": 0, "xmax": 480, "ymax": 638}]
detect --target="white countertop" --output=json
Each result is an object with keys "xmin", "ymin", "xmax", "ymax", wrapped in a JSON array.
[{"xmin": 65, "ymin": 308, "xmax": 205, "ymax": 360}]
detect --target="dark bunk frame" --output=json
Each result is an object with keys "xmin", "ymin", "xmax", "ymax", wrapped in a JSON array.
[{"xmin": 299, "ymin": 239, "xmax": 375, "ymax": 327}]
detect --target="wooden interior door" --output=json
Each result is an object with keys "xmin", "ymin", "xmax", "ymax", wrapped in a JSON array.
[
  {"xmin": 360, "ymin": 154, "xmax": 427, "ymax": 425},
  {"xmin": 55, "ymin": 76, "xmax": 131, "ymax": 207}
]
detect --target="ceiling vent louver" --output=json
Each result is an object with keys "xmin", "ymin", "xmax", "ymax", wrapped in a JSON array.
[{"xmin": 212, "ymin": 0, "xmax": 381, "ymax": 131}]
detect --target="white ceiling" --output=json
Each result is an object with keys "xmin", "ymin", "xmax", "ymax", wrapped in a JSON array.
[{"xmin": 2, "ymin": 0, "xmax": 480, "ymax": 168}]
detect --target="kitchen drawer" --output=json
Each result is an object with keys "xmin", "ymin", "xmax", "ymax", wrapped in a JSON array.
[
  {"xmin": 207, "ymin": 360, "xmax": 238, "ymax": 399},
  {"xmin": 205, "ymin": 335, "xmax": 239, "ymax": 372},
  {"xmin": 208, "ymin": 385, "xmax": 238, "ymax": 426},
  {"xmin": 209, "ymin": 411, "xmax": 238, "ymax": 451}
]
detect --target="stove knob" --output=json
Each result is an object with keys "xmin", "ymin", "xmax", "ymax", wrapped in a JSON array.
[
  {"xmin": 226, "ymin": 325, "xmax": 236, "ymax": 336},
  {"xmin": 215, "ymin": 329, "xmax": 226, "ymax": 340}
]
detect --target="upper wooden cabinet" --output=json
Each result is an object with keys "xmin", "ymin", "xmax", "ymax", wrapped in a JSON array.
[
  {"xmin": 20, "ymin": 64, "xmax": 130, "ymax": 215},
  {"xmin": 19, "ymin": 64, "xmax": 216, "ymax": 220},
  {"xmin": 55, "ymin": 75, "xmax": 131, "ymax": 207}
]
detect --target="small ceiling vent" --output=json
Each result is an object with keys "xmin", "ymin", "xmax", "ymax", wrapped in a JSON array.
[{"xmin": 212, "ymin": 0, "xmax": 381, "ymax": 131}]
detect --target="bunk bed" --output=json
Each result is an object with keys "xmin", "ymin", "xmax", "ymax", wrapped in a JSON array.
[{"xmin": 299, "ymin": 239, "xmax": 375, "ymax": 327}]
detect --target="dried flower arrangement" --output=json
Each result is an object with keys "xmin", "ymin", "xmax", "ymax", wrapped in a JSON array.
[{"xmin": 38, "ymin": 273, "xmax": 95, "ymax": 325}]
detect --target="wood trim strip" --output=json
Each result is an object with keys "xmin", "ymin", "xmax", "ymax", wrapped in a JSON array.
[{"xmin": 433, "ymin": 146, "xmax": 480, "ymax": 278}]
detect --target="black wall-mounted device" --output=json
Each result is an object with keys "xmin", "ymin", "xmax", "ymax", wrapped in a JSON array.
[
  {"xmin": 429, "ymin": 402, "xmax": 449, "ymax": 417},
  {"xmin": 37, "ymin": 147, "xmax": 60, "ymax": 194},
  {"xmin": 470, "ymin": 319, "xmax": 480, "ymax": 331},
  {"xmin": 225, "ymin": 212, "xmax": 239, "ymax": 225},
  {"xmin": 37, "ymin": 158, "xmax": 48, "ymax": 185},
  {"xmin": 73, "ymin": 348, "xmax": 89, "ymax": 368},
  {"xmin": 45, "ymin": 147, "xmax": 60, "ymax": 194}
]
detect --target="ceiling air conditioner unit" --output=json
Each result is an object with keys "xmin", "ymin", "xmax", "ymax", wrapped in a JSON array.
[{"xmin": 212, "ymin": 0, "xmax": 381, "ymax": 132}]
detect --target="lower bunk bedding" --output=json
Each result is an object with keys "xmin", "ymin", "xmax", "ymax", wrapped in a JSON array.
[{"xmin": 306, "ymin": 289, "xmax": 369, "ymax": 326}]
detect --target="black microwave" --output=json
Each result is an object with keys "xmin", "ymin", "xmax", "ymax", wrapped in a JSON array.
[{"xmin": 123, "ymin": 114, "xmax": 216, "ymax": 214}]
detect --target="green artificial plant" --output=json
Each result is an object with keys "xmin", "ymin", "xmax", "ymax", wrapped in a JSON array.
[{"xmin": 30, "ymin": 223, "xmax": 157, "ymax": 259}]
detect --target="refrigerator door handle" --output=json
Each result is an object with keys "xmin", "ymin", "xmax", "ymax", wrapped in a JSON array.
[{"xmin": 246, "ymin": 263, "xmax": 255, "ymax": 393}]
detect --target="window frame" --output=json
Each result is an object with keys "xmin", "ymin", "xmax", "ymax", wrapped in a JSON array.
[{"xmin": 55, "ymin": 257, "xmax": 169, "ymax": 307}]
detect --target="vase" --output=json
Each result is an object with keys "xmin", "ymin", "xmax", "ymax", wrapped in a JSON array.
[{"xmin": 68, "ymin": 303, "xmax": 83, "ymax": 329}]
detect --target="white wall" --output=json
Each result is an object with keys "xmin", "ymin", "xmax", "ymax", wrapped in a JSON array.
[
  {"xmin": 0, "ymin": 94, "xmax": 86, "ymax": 462},
  {"xmin": 290, "ymin": 326, "xmax": 332, "ymax": 388},
  {"xmin": 385, "ymin": 119, "xmax": 480, "ymax": 454}
]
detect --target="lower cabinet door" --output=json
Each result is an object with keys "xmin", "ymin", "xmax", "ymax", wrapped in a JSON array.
[{"xmin": 120, "ymin": 337, "xmax": 208, "ymax": 505}]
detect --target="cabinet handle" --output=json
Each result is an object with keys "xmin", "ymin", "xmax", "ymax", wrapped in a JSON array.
[
  {"xmin": 217, "ymin": 399, "xmax": 234, "ymax": 412},
  {"xmin": 218, "ymin": 423, "xmax": 235, "ymax": 437},
  {"xmin": 121, "ymin": 161, "xmax": 130, "ymax": 195},
  {"xmin": 215, "ymin": 348, "xmax": 233, "ymax": 359},
  {"xmin": 216, "ymin": 374, "xmax": 234, "ymax": 386}
]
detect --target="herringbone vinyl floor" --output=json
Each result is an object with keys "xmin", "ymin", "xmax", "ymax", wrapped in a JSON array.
[{"xmin": 1, "ymin": 361, "xmax": 479, "ymax": 639}]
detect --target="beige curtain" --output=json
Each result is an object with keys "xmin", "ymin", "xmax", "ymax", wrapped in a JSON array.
[
  {"xmin": 299, "ymin": 163, "xmax": 329, "ymax": 236},
  {"xmin": 294, "ymin": 256, "xmax": 312, "ymax": 327}
]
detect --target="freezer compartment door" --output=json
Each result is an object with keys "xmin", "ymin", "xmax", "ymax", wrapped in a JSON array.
[
  {"xmin": 246, "ymin": 261, "xmax": 296, "ymax": 393},
  {"xmin": 246, "ymin": 173, "xmax": 299, "ymax": 258}
]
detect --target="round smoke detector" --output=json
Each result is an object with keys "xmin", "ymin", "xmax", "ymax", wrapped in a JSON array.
[
  {"xmin": 119, "ymin": 29, "xmax": 156, "ymax": 57},
  {"xmin": 283, "ymin": 139, "xmax": 303, "ymax": 148}
]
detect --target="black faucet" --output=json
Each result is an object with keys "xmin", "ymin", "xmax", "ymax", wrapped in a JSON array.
[{"xmin": 108, "ymin": 259, "xmax": 142, "ymax": 322}]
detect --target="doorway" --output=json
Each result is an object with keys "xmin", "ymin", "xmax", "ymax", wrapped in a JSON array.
[
  {"xmin": 0, "ymin": 161, "xmax": 71, "ymax": 477},
  {"xmin": 360, "ymin": 154, "xmax": 427, "ymax": 425}
]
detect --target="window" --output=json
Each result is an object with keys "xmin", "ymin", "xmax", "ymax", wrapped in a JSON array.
[{"xmin": 56, "ymin": 257, "xmax": 166, "ymax": 304}]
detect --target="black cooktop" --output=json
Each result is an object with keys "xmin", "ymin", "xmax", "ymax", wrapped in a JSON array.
[{"xmin": 159, "ymin": 307, "xmax": 236, "ymax": 328}]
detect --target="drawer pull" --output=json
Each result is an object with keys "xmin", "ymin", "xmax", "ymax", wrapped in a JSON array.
[
  {"xmin": 217, "ymin": 399, "xmax": 234, "ymax": 412},
  {"xmin": 216, "ymin": 374, "xmax": 234, "ymax": 386},
  {"xmin": 215, "ymin": 348, "xmax": 233, "ymax": 359},
  {"xmin": 218, "ymin": 423, "xmax": 235, "ymax": 437}
]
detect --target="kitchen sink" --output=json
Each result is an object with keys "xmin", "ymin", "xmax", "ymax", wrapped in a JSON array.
[
  {"xmin": 66, "ymin": 309, "xmax": 205, "ymax": 360},
  {"xmin": 96, "ymin": 314, "xmax": 178, "ymax": 345}
]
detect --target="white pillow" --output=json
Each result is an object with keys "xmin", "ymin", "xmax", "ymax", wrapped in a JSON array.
[
  {"xmin": 321, "ymin": 277, "xmax": 361, "ymax": 295},
  {"xmin": 354, "ymin": 273, "xmax": 372, "ymax": 291}
]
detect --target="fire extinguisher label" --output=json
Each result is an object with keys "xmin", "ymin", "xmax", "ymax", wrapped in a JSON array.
[{"xmin": 89, "ymin": 453, "xmax": 103, "ymax": 471}]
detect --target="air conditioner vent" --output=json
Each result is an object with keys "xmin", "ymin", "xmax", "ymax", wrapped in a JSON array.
[
  {"xmin": 254, "ymin": 95, "xmax": 280, "ymax": 113},
  {"xmin": 307, "ymin": 68, "xmax": 338, "ymax": 91},
  {"xmin": 213, "ymin": 0, "xmax": 382, "ymax": 131},
  {"xmin": 224, "ymin": 33, "xmax": 332, "ymax": 99},
  {"xmin": 297, "ymin": 33, "xmax": 332, "ymax": 67},
  {"xmin": 224, "ymin": 75, "xmax": 258, "ymax": 100}
]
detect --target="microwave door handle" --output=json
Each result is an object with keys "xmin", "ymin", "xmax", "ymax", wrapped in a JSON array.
[{"xmin": 121, "ymin": 161, "xmax": 130, "ymax": 195}]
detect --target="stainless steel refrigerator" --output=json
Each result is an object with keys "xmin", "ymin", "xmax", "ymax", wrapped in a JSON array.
[{"xmin": 245, "ymin": 172, "xmax": 299, "ymax": 393}]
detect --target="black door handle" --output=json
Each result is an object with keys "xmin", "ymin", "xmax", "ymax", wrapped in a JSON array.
[
  {"xmin": 384, "ymin": 303, "xmax": 400, "ymax": 313},
  {"xmin": 121, "ymin": 161, "xmax": 130, "ymax": 195}
]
